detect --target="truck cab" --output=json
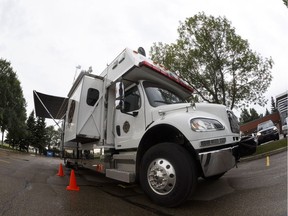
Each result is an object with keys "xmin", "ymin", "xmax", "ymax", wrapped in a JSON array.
[{"xmin": 101, "ymin": 49, "xmax": 242, "ymax": 206}]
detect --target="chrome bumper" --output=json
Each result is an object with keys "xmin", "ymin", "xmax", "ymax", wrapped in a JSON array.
[{"xmin": 199, "ymin": 146, "xmax": 238, "ymax": 177}]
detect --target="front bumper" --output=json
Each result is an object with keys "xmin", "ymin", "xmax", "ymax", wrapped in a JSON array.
[
  {"xmin": 198, "ymin": 136, "xmax": 257, "ymax": 177},
  {"xmin": 258, "ymin": 132, "xmax": 279, "ymax": 144},
  {"xmin": 199, "ymin": 146, "xmax": 238, "ymax": 177}
]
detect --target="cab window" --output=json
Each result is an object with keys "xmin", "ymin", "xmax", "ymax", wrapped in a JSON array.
[
  {"xmin": 123, "ymin": 86, "xmax": 141, "ymax": 112},
  {"xmin": 143, "ymin": 82, "xmax": 185, "ymax": 107}
]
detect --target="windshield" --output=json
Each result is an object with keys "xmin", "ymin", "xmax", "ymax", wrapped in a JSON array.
[
  {"xmin": 257, "ymin": 120, "xmax": 274, "ymax": 131},
  {"xmin": 143, "ymin": 82, "xmax": 186, "ymax": 107}
]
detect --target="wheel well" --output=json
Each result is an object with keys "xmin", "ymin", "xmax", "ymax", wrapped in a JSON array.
[{"xmin": 136, "ymin": 124, "xmax": 198, "ymax": 180}]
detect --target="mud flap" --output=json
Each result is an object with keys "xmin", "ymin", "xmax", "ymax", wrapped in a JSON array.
[{"xmin": 236, "ymin": 136, "xmax": 257, "ymax": 159}]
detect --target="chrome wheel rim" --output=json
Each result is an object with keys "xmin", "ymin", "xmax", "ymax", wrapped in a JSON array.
[{"xmin": 147, "ymin": 158, "xmax": 176, "ymax": 195}]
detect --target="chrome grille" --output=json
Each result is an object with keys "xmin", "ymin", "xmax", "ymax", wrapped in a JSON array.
[{"xmin": 262, "ymin": 129, "xmax": 273, "ymax": 135}]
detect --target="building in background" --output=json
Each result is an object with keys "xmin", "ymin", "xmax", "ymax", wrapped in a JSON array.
[
  {"xmin": 240, "ymin": 112, "xmax": 281, "ymax": 135},
  {"xmin": 276, "ymin": 90, "xmax": 288, "ymax": 129}
]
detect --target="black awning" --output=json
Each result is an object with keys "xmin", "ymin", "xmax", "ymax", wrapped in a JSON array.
[{"xmin": 33, "ymin": 91, "xmax": 68, "ymax": 119}]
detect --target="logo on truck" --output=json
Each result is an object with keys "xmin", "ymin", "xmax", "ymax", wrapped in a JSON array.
[{"xmin": 123, "ymin": 121, "xmax": 130, "ymax": 133}]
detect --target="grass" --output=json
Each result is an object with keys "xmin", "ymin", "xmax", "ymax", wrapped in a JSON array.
[
  {"xmin": 255, "ymin": 138, "xmax": 287, "ymax": 155},
  {"xmin": 0, "ymin": 143, "xmax": 12, "ymax": 150},
  {"xmin": 0, "ymin": 143, "xmax": 31, "ymax": 153}
]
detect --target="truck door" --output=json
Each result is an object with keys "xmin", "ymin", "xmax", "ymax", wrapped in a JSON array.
[{"xmin": 114, "ymin": 84, "xmax": 146, "ymax": 149}]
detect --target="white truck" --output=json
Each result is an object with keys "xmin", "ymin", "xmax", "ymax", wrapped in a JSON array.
[{"xmin": 34, "ymin": 47, "xmax": 256, "ymax": 207}]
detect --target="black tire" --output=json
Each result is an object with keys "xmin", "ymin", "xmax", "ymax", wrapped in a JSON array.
[
  {"xmin": 203, "ymin": 172, "xmax": 226, "ymax": 181},
  {"xmin": 139, "ymin": 143, "xmax": 197, "ymax": 207}
]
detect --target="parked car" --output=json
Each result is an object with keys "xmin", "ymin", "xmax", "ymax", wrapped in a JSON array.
[
  {"xmin": 282, "ymin": 117, "xmax": 288, "ymax": 138},
  {"xmin": 256, "ymin": 120, "xmax": 279, "ymax": 145}
]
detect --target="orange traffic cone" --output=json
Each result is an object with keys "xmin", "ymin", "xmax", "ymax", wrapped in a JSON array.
[
  {"xmin": 57, "ymin": 163, "xmax": 65, "ymax": 177},
  {"xmin": 66, "ymin": 169, "xmax": 80, "ymax": 191}
]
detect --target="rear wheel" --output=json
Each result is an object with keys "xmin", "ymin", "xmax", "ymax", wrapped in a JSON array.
[{"xmin": 139, "ymin": 143, "xmax": 197, "ymax": 207}]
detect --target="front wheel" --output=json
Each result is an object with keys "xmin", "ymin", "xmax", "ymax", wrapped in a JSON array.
[{"xmin": 139, "ymin": 143, "xmax": 197, "ymax": 207}]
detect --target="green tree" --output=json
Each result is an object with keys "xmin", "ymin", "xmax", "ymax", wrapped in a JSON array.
[
  {"xmin": 240, "ymin": 108, "xmax": 260, "ymax": 124},
  {"xmin": 34, "ymin": 116, "xmax": 47, "ymax": 154},
  {"xmin": 284, "ymin": 0, "xmax": 288, "ymax": 8},
  {"xmin": 265, "ymin": 108, "xmax": 270, "ymax": 116},
  {"xmin": 250, "ymin": 108, "xmax": 260, "ymax": 121},
  {"xmin": 26, "ymin": 111, "xmax": 36, "ymax": 152},
  {"xmin": 271, "ymin": 96, "xmax": 277, "ymax": 113},
  {"xmin": 0, "ymin": 59, "xmax": 26, "ymax": 144},
  {"xmin": 150, "ymin": 12, "xmax": 273, "ymax": 110},
  {"xmin": 5, "ymin": 123, "xmax": 27, "ymax": 150},
  {"xmin": 46, "ymin": 125, "xmax": 61, "ymax": 150},
  {"xmin": 26, "ymin": 112, "xmax": 61, "ymax": 154},
  {"xmin": 239, "ymin": 108, "xmax": 250, "ymax": 124}
]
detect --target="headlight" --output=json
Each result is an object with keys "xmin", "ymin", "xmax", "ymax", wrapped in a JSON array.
[
  {"xmin": 257, "ymin": 132, "xmax": 261, "ymax": 136},
  {"xmin": 273, "ymin": 126, "xmax": 278, "ymax": 131},
  {"xmin": 190, "ymin": 118, "xmax": 225, "ymax": 132}
]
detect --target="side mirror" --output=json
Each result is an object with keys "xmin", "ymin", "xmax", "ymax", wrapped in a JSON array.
[{"xmin": 115, "ymin": 82, "xmax": 124, "ymax": 110}]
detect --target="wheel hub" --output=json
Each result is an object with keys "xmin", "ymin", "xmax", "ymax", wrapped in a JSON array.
[{"xmin": 147, "ymin": 158, "xmax": 176, "ymax": 195}]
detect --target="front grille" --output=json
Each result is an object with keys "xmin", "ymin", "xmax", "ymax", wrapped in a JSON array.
[
  {"xmin": 227, "ymin": 111, "xmax": 240, "ymax": 133},
  {"xmin": 262, "ymin": 129, "xmax": 273, "ymax": 135}
]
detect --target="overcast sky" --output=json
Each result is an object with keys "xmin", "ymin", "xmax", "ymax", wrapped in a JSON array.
[{"xmin": 1, "ymin": 0, "xmax": 287, "ymax": 121}]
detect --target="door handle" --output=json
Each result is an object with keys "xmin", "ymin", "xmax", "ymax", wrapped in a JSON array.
[{"xmin": 116, "ymin": 125, "xmax": 121, "ymax": 136}]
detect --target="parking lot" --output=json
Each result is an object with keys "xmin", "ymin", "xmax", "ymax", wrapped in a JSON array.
[{"xmin": 0, "ymin": 147, "xmax": 287, "ymax": 216}]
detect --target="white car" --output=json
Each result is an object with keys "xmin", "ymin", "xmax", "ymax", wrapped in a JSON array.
[{"xmin": 282, "ymin": 117, "xmax": 288, "ymax": 138}]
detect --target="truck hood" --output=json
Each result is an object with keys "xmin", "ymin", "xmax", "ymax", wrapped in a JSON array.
[
  {"xmin": 150, "ymin": 102, "xmax": 228, "ymax": 122},
  {"xmin": 148, "ymin": 103, "xmax": 194, "ymax": 130},
  {"xmin": 155, "ymin": 103, "xmax": 192, "ymax": 114},
  {"xmin": 148, "ymin": 102, "xmax": 237, "ymax": 133}
]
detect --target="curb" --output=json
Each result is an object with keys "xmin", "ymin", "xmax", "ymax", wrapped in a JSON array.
[{"xmin": 240, "ymin": 146, "xmax": 287, "ymax": 162}]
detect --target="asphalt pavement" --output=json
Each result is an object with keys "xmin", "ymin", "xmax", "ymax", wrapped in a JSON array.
[{"xmin": 0, "ymin": 144, "xmax": 287, "ymax": 216}]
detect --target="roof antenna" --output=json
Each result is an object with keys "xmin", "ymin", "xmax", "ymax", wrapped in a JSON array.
[
  {"xmin": 87, "ymin": 66, "xmax": 93, "ymax": 74},
  {"xmin": 73, "ymin": 65, "xmax": 81, "ymax": 83},
  {"xmin": 138, "ymin": 47, "xmax": 146, "ymax": 57}
]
